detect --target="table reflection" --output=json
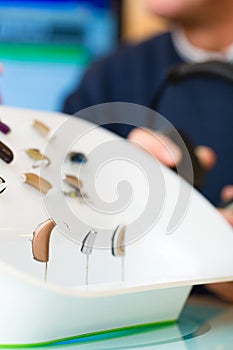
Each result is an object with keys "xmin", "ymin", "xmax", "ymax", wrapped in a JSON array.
[{"xmin": 2, "ymin": 295, "xmax": 233, "ymax": 349}]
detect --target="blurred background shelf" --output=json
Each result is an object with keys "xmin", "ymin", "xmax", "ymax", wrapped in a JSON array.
[{"xmin": 0, "ymin": 0, "xmax": 119, "ymax": 111}]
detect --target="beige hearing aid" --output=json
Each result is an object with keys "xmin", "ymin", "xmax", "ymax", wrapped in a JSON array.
[
  {"xmin": 32, "ymin": 218, "xmax": 56, "ymax": 281},
  {"xmin": 33, "ymin": 119, "xmax": 50, "ymax": 137},
  {"xmin": 21, "ymin": 173, "xmax": 52, "ymax": 194}
]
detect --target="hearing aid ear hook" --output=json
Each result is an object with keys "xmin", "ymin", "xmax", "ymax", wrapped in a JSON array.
[
  {"xmin": 111, "ymin": 225, "xmax": 126, "ymax": 282},
  {"xmin": 25, "ymin": 148, "xmax": 50, "ymax": 168},
  {"xmin": 81, "ymin": 230, "xmax": 97, "ymax": 286},
  {"xmin": 32, "ymin": 219, "xmax": 56, "ymax": 281},
  {"xmin": 21, "ymin": 173, "xmax": 52, "ymax": 194},
  {"xmin": 0, "ymin": 177, "xmax": 6, "ymax": 194}
]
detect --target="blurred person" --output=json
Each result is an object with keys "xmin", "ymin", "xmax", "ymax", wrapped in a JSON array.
[{"xmin": 62, "ymin": 0, "xmax": 233, "ymax": 302}]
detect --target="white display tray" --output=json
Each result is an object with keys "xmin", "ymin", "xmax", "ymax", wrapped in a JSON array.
[{"xmin": 0, "ymin": 105, "xmax": 233, "ymax": 346}]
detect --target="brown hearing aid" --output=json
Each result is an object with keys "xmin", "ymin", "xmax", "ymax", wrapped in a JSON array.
[
  {"xmin": 63, "ymin": 174, "xmax": 83, "ymax": 190},
  {"xmin": 32, "ymin": 218, "xmax": 56, "ymax": 281},
  {"xmin": 32, "ymin": 218, "xmax": 56, "ymax": 263},
  {"xmin": 81, "ymin": 230, "xmax": 97, "ymax": 255},
  {"xmin": 0, "ymin": 119, "xmax": 11, "ymax": 134},
  {"xmin": 21, "ymin": 173, "xmax": 52, "ymax": 194}
]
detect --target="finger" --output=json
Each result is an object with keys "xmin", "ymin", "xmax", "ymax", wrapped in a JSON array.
[
  {"xmin": 218, "ymin": 208, "xmax": 233, "ymax": 226},
  {"xmin": 220, "ymin": 185, "xmax": 233, "ymax": 202},
  {"xmin": 128, "ymin": 128, "xmax": 182, "ymax": 167},
  {"xmin": 205, "ymin": 282, "xmax": 233, "ymax": 303},
  {"xmin": 194, "ymin": 146, "xmax": 216, "ymax": 170}
]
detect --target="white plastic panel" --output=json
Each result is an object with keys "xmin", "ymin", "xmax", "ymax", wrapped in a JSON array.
[{"xmin": 0, "ymin": 105, "xmax": 232, "ymax": 345}]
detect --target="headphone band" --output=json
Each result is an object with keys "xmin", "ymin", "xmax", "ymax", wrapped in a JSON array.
[
  {"xmin": 167, "ymin": 60, "xmax": 233, "ymax": 84},
  {"xmin": 150, "ymin": 60, "xmax": 233, "ymax": 111}
]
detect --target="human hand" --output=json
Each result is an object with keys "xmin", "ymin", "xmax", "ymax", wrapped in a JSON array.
[
  {"xmin": 128, "ymin": 127, "xmax": 215, "ymax": 169},
  {"xmin": 205, "ymin": 282, "xmax": 233, "ymax": 303}
]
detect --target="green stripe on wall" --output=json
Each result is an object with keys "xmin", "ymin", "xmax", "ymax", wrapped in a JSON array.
[{"xmin": 0, "ymin": 43, "xmax": 92, "ymax": 64}]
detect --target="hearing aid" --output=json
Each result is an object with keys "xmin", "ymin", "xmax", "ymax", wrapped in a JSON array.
[
  {"xmin": 25, "ymin": 148, "xmax": 50, "ymax": 167},
  {"xmin": 81, "ymin": 230, "xmax": 97, "ymax": 285},
  {"xmin": 0, "ymin": 141, "xmax": 14, "ymax": 164},
  {"xmin": 112, "ymin": 225, "xmax": 126, "ymax": 282},
  {"xmin": 63, "ymin": 174, "xmax": 83, "ymax": 190},
  {"xmin": 0, "ymin": 119, "xmax": 11, "ymax": 134},
  {"xmin": 63, "ymin": 175, "xmax": 86, "ymax": 199},
  {"xmin": 81, "ymin": 230, "xmax": 97, "ymax": 255},
  {"xmin": 68, "ymin": 152, "xmax": 87, "ymax": 164},
  {"xmin": 0, "ymin": 177, "xmax": 6, "ymax": 194},
  {"xmin": 33, "ymin": 119, "xmax": 50, "ymax": 138},
  {"xmin": 32, "ymin": 219, "xmax": 56, "ymax": 262},
  {"xmin": 32, "ymin": 218, "xmax": 56, "ymax": 281},
  {"xmin": 20, "ymin": 173, "xmax": 52, "ymax": 194}
]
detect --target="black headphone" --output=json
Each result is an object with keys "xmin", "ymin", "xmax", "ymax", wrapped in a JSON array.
[
  {"xmin": 150, "ymin": 60, "xmax": 233, "ymax": 111},
  {"xmin": 149, "ymin": 61, "xmax": 233, "ymax": 189}
]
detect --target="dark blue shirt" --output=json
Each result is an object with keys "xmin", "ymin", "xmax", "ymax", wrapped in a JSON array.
[{"xmin": 63, "ymin": 32, "xmax": 233, "ymax": 205}]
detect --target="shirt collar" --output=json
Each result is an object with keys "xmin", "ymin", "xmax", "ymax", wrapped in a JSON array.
[{"xmin": 172, "ymin": 27, "xmax": 233, "ymax": 63}]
